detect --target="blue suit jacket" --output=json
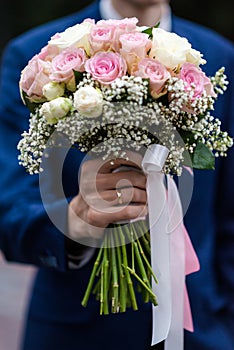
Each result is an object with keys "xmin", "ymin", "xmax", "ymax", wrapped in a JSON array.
[{"xmin": 0, "ymin": 1, "xmax": 234, "ymax": 349}]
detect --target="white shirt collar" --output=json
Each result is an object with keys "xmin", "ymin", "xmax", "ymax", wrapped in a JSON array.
[{"xmin": 99, "ymin": 0, "xmax": 172, "ymax": 31}]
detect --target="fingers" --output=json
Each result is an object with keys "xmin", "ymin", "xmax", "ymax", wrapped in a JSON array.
[
  {"xmin": 85, "ymin": 203, "xmax": 148, "ymax": 228},
  {"xmin": 94, "ymin": 187, "xmax": 147, "ymax": 206},
  {"xmin": 96, "ymin": 170, "xmax": 146, "ymax": 191},
  {"xmin": 69, "ymin": 154, "xmax": 148, "ymax": 241},
  {"xmin": 69, "ymin": 193, "xmax": 148, "ymax": 241},
  {"xmin": 99, "ymin": 157, "xmax": 142, "ymax": 173}
]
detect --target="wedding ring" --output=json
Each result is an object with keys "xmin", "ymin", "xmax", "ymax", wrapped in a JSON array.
[{"xmin": 116, "ymin": 189, "xmax": 123, "ymax": 205}]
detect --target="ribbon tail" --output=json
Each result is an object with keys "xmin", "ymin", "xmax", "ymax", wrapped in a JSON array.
[
  {"xmin": 184, "ymin": 285, "xmax": 194, "ymax": 332},
  {"xmin": 182, "ymin": 224, "xmax": 200, "ymax": 332},
  {"xmin": 148, "ymin": 172, "xmax": 171, "ymax": 345},
  {"xmin": 165, "ymin": 176, "xmax": 185, "ymax": 350},
  {"xmin": 183, "ymin": 224, "xmax": 200, "ymax": 275}
]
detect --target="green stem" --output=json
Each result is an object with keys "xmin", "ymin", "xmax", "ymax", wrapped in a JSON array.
[
  {"xmin": 117, "ymin": 224, "xmax": 138, "ymax": 311},
  {"xmin": 81, "ymin": 246, "xmax": 104, "ymax": 308},
  {"xmin": 131, "ymin": 224, "xmax": 158, "ymax": 285},
  {"xmin": 139, "ymin": 231, "xmax": 151, "ymax": 256},
  {"xmin": 103, "ymin": 246, "xmax": 109, "ymax": 315},
  {"xmin": 111, "ymin": 233, "xmax": 119, "ymax": 313},
  {"xmin": 100, "ymin": 260, "xmax": 104, "ymax": 315},
  {"xmin": 115, "ymin": 226, "xmax": 127, "ymax": 313},
  {"xmin": 124, "ymin": 265, "xmax": 157, "ymax": 306}
]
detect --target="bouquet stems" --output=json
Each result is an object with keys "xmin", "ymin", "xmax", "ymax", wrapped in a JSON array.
[{"xmin": 81, "ymin": 220, "xmax": 158, "ymax": 314}]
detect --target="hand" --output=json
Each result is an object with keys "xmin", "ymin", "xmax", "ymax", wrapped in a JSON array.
[{"xmin": 68, "ymin": 154, "xmax": 148, "ymax": 242}]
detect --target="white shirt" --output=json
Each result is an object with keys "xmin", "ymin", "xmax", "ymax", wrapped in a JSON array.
[{"xmin": 99, "ymin": 0, "xmax": 172, "ymax": 31}]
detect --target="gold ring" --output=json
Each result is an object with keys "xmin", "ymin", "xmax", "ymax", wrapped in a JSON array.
[{"xmin": 116, "ymin": 189, "xmax": 123, "ymax": 205}]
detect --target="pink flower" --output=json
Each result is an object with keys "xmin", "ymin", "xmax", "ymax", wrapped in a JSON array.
[
  {"xmin": 135, "ymin": 58, "xmax": 171, "ymax": 98},
  {"xmin": 89, "ymin": 25, "xmax": 115, "ymax": 54},
  {"xmin": 85, "ymin": 52, "xmax": 127, "ymax": 85},
  {"xmin": 97, "ymin": 17, "xmax": 138, "ymax": 32},
  {"xmin": 19, "ymin": 55, "xmax": 51, "ymax": 100},
  {"xmin": 95, "ymin": 17, "xmax": 138, "ymax": 51},
  {"xmin": 50, "ymin": 47, "xmax": 87, "ymax": 82},
  {"xmin": 179, "ymin": 62, "xmax": 216, "ymax": 99},
  {"xmin": 119, "ymin": 32, "xmax": 151, "ymax": 73},
  {"xmin": 83, "ymin": 18, "xmax": 95, "ymax": 24},
  {"xmin": 120, "ymin": 32, "xmax": 151, "ymax": 57},
  {"xmin": 38, "ymin": 44, "xmax": 59, "ymax": 61}
]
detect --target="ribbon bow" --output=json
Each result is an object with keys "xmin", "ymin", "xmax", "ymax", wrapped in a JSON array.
[{"xmin": 142, "ymin": 144, "xmax": 200, "ymax": 350}]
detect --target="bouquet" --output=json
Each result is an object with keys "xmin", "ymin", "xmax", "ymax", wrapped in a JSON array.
[{"xmin": 18, "ymin": 17, "xmax": 233, "ymax": 318}]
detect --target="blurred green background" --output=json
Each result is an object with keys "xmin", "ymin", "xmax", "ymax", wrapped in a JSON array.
[{"xmin": 0, "ymin": 0, "xmax": 233, "ymax": 56}]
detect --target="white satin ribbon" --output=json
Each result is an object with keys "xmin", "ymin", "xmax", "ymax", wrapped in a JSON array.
[
  {"xmin": 165, "ymin": 175, "xmax": 185, "ymax": 350},
  {"xmin": 142, "ymin": 144, "xmax": 186, "ymax": 350},
  {"xmin": 142, "ymin": 144, "xmax": 172, "ymax": 345}
]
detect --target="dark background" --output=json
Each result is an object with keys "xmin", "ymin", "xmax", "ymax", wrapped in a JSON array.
[{"xmin": 0, "ymin": 0, "xmax": 233, "ymax": 57}]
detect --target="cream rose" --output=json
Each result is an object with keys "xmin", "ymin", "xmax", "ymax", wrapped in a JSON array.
[
  {"xmin": 40, "ymin": 97, "xmax": 72, "ymax": 124},
  {"xmin": 42, "ymin": 82, "xmax": 65, "ymax": 100},
  {"xmin": 186, "ymin": 48, "xmax": 206, "ymax": 66},
  {"xmin": 149, "ymin": 28, "xmax": 192, "ymax": 70},
  {"xmin": 73, "ymin": 86, "xmax": 103, "ymax": 118},
  {"xmin": 48, "ymin": 21, "xmax": 93, "ymax": 54}
]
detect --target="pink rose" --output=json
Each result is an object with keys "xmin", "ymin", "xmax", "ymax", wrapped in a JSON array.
[
  {"xmin": 89, "ymin": 25, "xmax": 115, "ymax": 54},
  {"xmin": 120, "ymin": 32, "xmax": 151, "ymax": 57},
  {"xmin": 38, "ymin": 44, "xmax": 59, "ymax": 61},
  {"xmin": 50, "ymin": 47, "xmax": 87, "ymax": 82},
  {"xmin": 96, "ymin": 17, "xmax": 138, "ymax": 51},
  {"xmin": 135, "ymin": 58, "xmax": 171, "ymax": 98},
  {"xmin": 97, "ymin": 17, "xmax": 138, "ymax": 32},
  {"xmin": 119, "ymin": 32, "xmax": 152, "ymax": 73},
  {"xmin": 85, "ymin": 52, "xmax": 127, "ymax": 85},
  {"xmin": 19, "ymin": 55, "xmax": 51, "ymax": 100},
  {"xmin": 179, "ymin": 62, "xmax": 216, "ymax": 99},
  {"xmin": 83, "ymin": 18, "xmax": 95, "ymax": 24}
]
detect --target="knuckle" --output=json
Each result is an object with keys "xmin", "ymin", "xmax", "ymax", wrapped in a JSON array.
[{"xmin": 86, "ymin": 207, "xmax": 98, "ymax": 225}]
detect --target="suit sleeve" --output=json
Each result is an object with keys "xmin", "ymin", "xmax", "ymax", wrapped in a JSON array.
[{"xmin": 0, "ymin": 38, "xmax": 74, "ymax": 271}]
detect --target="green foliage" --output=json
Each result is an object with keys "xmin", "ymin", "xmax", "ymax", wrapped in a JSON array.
[
  {"xmin": 73, "ymin": 70, "xmax": 84, "ymax": 85},
  {"xmin": 192, "ymin": 142, "xmax": 215, "ymax": 170},
  {"xmin": 142, "ymin": 21, "xmax": 160, "ymax": 38},
  {"xmin": 180, "ymin": 130, "xmax": 215, "ymax": 170}
]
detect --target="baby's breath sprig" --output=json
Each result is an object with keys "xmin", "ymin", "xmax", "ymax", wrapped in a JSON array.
[
  {"xmin": 17, "ymin": 111, "xmax": 55, "ymax": 174},
  {"xmin": 210, "ymin": 67, "xmax": 229, "ymax": 95},
  {"xmin": 101, "ymin": 76, "xmax": 149, "ymax": 105}
]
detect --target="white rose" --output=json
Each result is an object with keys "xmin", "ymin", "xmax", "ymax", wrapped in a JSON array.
[
  {"xmin": 42, "ymin": 82, "xmax": 65, "ymax": 100},
  {"xmin": 40, "ymin": 97, "xmax": 72, "ymax": 124},
  {"xmin": 48, "ymin": 21, "xmax": 93, "ymax": 54},
  {"xmin": 149, "ymin": 28, "xmax": 192, "ymax": 69},
  {"xmin": 186, "ymin": 48, "xmax": 207, "ymax": 66},
  {"xmin": 73, "ymin": 86, "xmax": 103, "ymax": 118}
]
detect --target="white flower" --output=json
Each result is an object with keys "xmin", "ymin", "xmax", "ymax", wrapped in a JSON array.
[
  {"xmin": 73, "ymin": 86, "xmax": 103, "ymax": 118},
  {"xmin": 42, "ymin": 82, "xmax": 65, "ymax": 100},
  {"xmin": 40, "ymin": 97, "xmax": 72, "ymax": 124},
  {"xmin": 48, "ymin": 21, "xmax": 93, "ymax": 54},
  {"xmin": 149, "ymin": 28, "xmax": 192, "ymax": 69},
  {"xmin": 186, "ymin": 48, "xmax": 207, "ymax": 66}
]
